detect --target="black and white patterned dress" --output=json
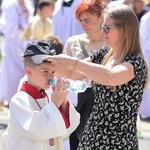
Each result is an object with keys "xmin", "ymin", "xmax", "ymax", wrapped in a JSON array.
[{"xmin": 77, "ymin": 46, "xmax": 147, "ymax": 150}]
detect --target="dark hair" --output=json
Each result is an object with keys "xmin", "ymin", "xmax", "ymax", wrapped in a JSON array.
[
  {"xmin": 38, "ymin": 2, "xmax": 51, "ymax": 10},
  {"xmin": 34, "ymin": 1, "xmax": 52, "ymax": 15},
  {"xmin": 42, "ymin": 35, "xmax": 64, "ymax": 55}
]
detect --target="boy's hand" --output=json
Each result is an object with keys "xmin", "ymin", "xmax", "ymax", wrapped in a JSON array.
[{"xmin": 51, "ymin": 78, "xmax": 68, "ymax": 107}]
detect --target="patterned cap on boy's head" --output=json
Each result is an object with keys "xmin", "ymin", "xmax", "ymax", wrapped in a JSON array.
[{"xmin": 23, "ymin": 41, "xmax": 56, "ymax": 64}]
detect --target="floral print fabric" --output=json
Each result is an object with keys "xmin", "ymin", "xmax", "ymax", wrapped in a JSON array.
[{"xmin": 77, "ymin": 46, "xmax": 147, "ymax": 150}]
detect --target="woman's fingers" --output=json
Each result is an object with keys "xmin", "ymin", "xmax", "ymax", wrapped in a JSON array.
[
  {"xmin": 43, "ymin": 55, "xmax": 54, "ymax": 62},
  {"xmin": 43, "ymin": 54, "xmax": 76, "ymax": 70}
]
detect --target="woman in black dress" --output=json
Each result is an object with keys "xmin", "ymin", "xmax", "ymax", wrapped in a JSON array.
[{"xmin": 43, "ymin": 4, "xmax": 148, "ymax": 150}]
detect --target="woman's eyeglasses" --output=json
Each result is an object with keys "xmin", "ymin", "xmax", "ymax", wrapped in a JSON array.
[
  {"xmin": 100, "ymin": 25, "xmax": 117, "ymax": 34},
  {"xmin": 100, "ymin": 24, "xmax": 125, "ymax": 34}
]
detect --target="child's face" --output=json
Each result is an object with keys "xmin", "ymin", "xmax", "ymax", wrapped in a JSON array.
[
  {"xmin": 43, "ymin": 4, "xmax": 54, "ymax": 17},
  {"xmin": 27, "ymin": 63, "xmax": 55, "ymax": 91}
]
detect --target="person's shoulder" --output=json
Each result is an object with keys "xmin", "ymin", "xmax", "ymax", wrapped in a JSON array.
[
  {"xmin": 100, "ymin": 46, "xmax": 110, "ymax": 53},
  {"xmin": 13, "ymin": 90, "xmax": 28, "ymax": 97},
  {"xmin": 68, "ymin": 34, "xmax": 84, "ymax": 40},
  {"xmin": 125, "ymin": 53, "xmax": 142, "ymax": 60},
  {"xmin": 141, "ymin": 11, "xmax": 150, "ymax": 22},
  {"xmin": 46, "ymin": 17, "xmax": 52, "ymax": 23},
  {"xmin": 125, "ymin": 53, "xmax": 146, "ymax": 67},
  {"xmin": 12, "ymin": 90, "xmax": 33, "ymax": 104},
  {"xmin": 29, "ymin": 15, "xmax": 40, "ymax": 23},
  {"xmin": 125, "ymin": 54, "xmax": 147, "ymax": 78},
  {"xmin": 66, "ymin": 34, "xmax": 84, "ymax": 43},
  {"xmin": 92, "ymin": 46, "xmax": 110, "ymax": 58},
  {"xmin": 30, "ymin": 16, "xmax": 51, "ymax": 26},
  {"xmin": 10, "ymin": 91, "xmax": 35, "ymax": 109}
]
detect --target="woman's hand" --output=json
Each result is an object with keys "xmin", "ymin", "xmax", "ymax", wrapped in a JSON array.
[{"xmin": 43, "ymin": 54, "xmax": 78, "ymax": 70}]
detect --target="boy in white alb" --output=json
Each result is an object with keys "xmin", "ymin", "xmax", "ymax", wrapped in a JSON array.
[{"xmin": 1, "ymin": 41, "xmax": 80, "ymax": 150}]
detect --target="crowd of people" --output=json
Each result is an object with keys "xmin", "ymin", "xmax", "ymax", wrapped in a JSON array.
[{"xmin": 0, "ymin": 0, "xmax": 150, "ymax": 149}]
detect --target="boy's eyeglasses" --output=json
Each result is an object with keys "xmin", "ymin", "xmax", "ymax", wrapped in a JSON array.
[{"xmin": 100, "ymin": 24, "xmax": 125, "ymax": 34}]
